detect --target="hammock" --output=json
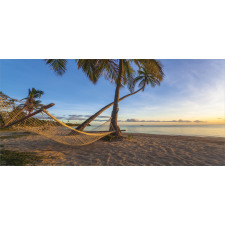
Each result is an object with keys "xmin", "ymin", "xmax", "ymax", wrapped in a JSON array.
[{"xmin": 0, "ymin": 93, "xmax": 116, "ymax": 146}]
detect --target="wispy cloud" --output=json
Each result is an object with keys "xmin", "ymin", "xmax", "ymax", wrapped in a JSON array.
[
  {"xmin": 193, "ymin": 120, "xmax": 205, "ymax": 123},
  {"xmin": 93, "ymin": 119, "xmax": 109, "ymax": 122},
  {"xmin": 35, "ymin": 114, "xmax": 66, "ymax": 120},
  {"xmin": 97, "ymin": 115, "xmax": 111, "ymax": 118},
  {"xmin": 124, "ymin": 118, "xmax": 206, "ymax": 123},
  {"xmin": 67, "ymin": 115, "xmax": 86, "ymax": 120},
  {"xmin": 117, "ymin": 60, "xmax": 224, "ymax": 121},
  {"xmin": 67, "ymin": 114, "xmax": 110, "ymax": 121}
]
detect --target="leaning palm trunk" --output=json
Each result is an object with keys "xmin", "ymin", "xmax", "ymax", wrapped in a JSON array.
[
  {"xmin": 109, "ymin": 59, "xmax": 123, "ymax": 136},
  {"xmin": 76, "ymin": 87, "xmax": 143, "ymax": 131}
]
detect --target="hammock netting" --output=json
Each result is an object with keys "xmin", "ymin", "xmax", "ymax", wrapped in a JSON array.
[{"xmin": 0, "ymin": 94, "xmax": 115, "ymax": 146}]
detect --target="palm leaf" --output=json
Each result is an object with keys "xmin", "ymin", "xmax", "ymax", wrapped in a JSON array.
[{"xmin": 44, "ymin": 59, "xmax": 67, "ymax": 75}]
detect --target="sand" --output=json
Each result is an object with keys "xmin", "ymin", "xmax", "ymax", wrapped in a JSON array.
[{"xmin": 1, "ymin": 132, "xmax": 224, "ymax": 166}]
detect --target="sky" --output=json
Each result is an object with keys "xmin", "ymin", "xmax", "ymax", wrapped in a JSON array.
[{"xmin": 0, "ymin": 59, "xmax": 224, "ymax": 125}]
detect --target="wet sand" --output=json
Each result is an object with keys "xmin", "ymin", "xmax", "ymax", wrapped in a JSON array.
[{"xmin": 1, "ymin": 132, "xmax": 224, "ymax": 166}]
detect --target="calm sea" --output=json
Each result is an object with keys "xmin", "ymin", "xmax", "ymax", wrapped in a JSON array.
[
  {"xmin": 86, "ymin": 124, "xmax": 225, "ymax": 138},
  {"xmin": 2, "ymin": 124, "xmax": 223, "ymax": 138}
]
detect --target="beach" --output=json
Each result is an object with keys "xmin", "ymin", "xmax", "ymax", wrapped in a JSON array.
[{"xmin": 1, "ymin": 131, "xmax": 224, "ymax": 166}]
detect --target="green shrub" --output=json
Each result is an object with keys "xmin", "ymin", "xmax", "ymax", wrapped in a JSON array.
[
  {"xmin": 0, "ymin": 148, "xmax": 44, "ymax": 166},
  {"xmin": 101, "ymin": 134, "xmax": 115, "ymax": 142},
  {"xmin": 127, "ymin": 135, "xmax": 133, "ymax": 140}
]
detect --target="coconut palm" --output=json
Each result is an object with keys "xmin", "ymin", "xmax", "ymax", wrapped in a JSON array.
[
  {"xmin": 22, "ymin": 88, "xmax": 44, "ymax": 115},
  {"xmin": 0, "ymin": 89, "xmax": 44, "ymax": 127},
  {"xmin": 45, "ymin": 59, "xmax": 164, "ymax": 137},
  {"xmin": 76, "ymin": 65, "xmax": 164, "ymax": 131},
  {"xmin": 108, "ymin": 59, "xmax": 164, "ymax": 137}
]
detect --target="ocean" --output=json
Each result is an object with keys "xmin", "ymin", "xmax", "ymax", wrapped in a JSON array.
[
  {"xmin": 86, "ymin": 124, "xmax": 225, "ymax": 138},
  {"xmin": 1, "ymin": 124, "xmax": 224, "ymax": 138}
]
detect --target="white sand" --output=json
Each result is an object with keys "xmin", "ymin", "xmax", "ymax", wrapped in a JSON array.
[{"xmin": 1, "ymin": 132, "xmax": 224, "ymax": 166}]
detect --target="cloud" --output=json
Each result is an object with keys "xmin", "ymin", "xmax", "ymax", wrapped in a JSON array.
[
  {"xmin": 93, "ymin": 119, "xmax": 109, "ymax": 122},
  {"xmin": 193, "ymin": 120, "xmax": 204, "ymax": 123},
  {"xmin": 55, "ymin": 116, "xmax": 66, "ymax": 120},
  {"xmin": 67, "ymin": 115, "xmax": 86, "ymax": 120},
  {"xmin": 67, "ymin": 114, "xmax": 110, "ymax": 120},
  {"xmin": 119, "ymin": 60, "xmax": 224, "ymax": 121},
  {"xmin": 124, "ymin": 118, "xmax": 206, "ymax": 123},
  {"xmin": 98, "ymin": 115, "xmax": 111, "ymax": 118},
  {"xmin": 51, "ymin": 113, "xmax": 67, "ymax": 120},
  {"xmin": 34, "ymin": 114, "xmax": 66, "ymax": 120},
  {"xmin": 177, "ymin": 119, "xmax": 192, "ymax": 123},
  {"xmin": 68, "ymin": 114, "xmax": 85, "ymax": 117},
  {"xmin": 126, "ymin": 119, "xmax": 140, "ymax": 122}
]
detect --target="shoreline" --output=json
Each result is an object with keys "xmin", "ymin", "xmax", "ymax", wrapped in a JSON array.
[
  {"xmin": 126, "ymin": 132, "xmax": 225, "ymax": 144},
  {"xmin": 126, "ymin": 132, "xmax": 225, "ymax": 138},
  {"xmin": 1, "ymin": 129, "xmax": 224, "ymax": 139},
  {"xmin": 1, "ymin": 131, "xmax": 224, "ymax": 166}
]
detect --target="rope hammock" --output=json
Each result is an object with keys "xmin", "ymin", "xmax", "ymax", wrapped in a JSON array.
[{"xmin": 0, "ymin": 93, "xmax": 116, "ymax": 146}]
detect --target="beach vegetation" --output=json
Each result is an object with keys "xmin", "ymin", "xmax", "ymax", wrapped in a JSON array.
[
  {"xmin": 0, "ymin": 147, "xmax": 44, "ymax": 166},
  {"xmin": 20, "ymin": 88, "xmax": 44, "ymax": 115},
  {"xmin": 0, "ymin": 133, "xmax": 34, "ymax": 140},
  {"xmin": 127, "ymin": 135, "xmax": 133, "ymax": 140},
  {"xmin": 101, "ymin": 134, "xmax": 115, "ymax": 142}
]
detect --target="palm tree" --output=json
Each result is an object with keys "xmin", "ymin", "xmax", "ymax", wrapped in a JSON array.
[
  {"xmin": 0, "ymin": 89, "xmax": 44, "ymax": 126},
  {"xmin": 45, "ymin": 59, "xmax": 164, "ymax": 137},
  {"xmin": 76, "ymin": 65, "xmax": 164, "ymax": 131},
  {"xmin": 22, "ymin": 88, "xmax": 44, "ymax": 115},
  {"xmin": 108, "ymin": 59, "xmax": 164, "ymax": 137}
]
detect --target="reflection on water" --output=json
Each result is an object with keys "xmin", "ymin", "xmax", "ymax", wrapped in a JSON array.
[
  {"xmin": 85, "ymin": 124, "xmax": 225, "ymax": 138},
  {"xmin": 120, "ymin": 125, "xmax": 225, "ymax": 137}
]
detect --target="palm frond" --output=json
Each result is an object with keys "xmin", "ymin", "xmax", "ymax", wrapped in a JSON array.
[
  {"xmin": 122, "ymin": 60, "xmax": 135, "ymax": 85},
  {"xmin": 75, "ymin": 59, "xmax": 119, "ymax": 84},
  {"xmin": 132, "ymin": 60, "xmax": 164, "ymax": 91},
  {"xmin": 45, "ymin": 59, "xmax": 68, "ymax": 75}
]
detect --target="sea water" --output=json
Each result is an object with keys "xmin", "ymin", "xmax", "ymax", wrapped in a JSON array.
[
  {"xmin": 85, "ymin": 124, "xmax": 225, "ymax": 138},
  {"xmin": 1, "ymin": 124, "xmax": 224, "ymax": 138},
  {"xmin": 119, "ymin": 124, "xmax": 225, "ymax": 137}
]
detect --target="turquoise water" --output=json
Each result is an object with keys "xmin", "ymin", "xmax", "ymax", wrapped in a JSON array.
[{"xmin": 86, "ymin": 124, "xmax": 225, "ymax": 138}]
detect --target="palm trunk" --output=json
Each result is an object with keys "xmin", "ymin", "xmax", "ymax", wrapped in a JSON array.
[
  {"xmin": 109, "ymin": 59, "xmax": 123, "ymax": 136},
  {"xmin": 76, "ymin": 87, "xmax": 143, "ymax": 131}
]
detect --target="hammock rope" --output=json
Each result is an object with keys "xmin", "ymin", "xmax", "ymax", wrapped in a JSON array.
[{"xmin": 0, "ymin": 94, "xmax": 115, "ymax": 146}]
